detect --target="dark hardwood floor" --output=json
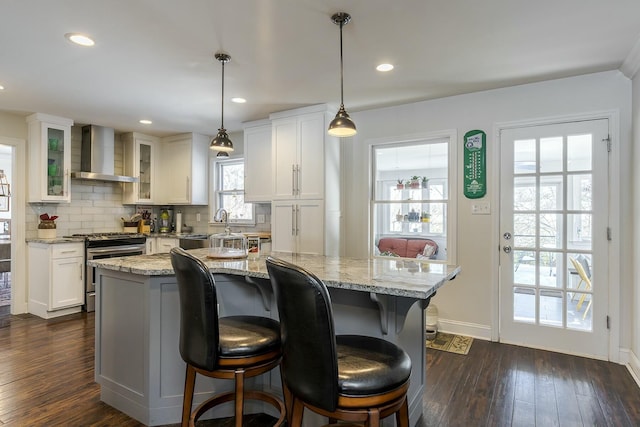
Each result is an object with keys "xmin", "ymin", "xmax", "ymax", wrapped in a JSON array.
[{"xmin": 0, "ymin": 308, "xmax": 638, "ymax": 426}]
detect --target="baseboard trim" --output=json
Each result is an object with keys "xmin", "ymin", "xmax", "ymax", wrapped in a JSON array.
[
  {"xmin": 627, "ymin": 350, "xmax": 640, "ymax": 388},
  {"xmin": 437, "ymin": 319, "xmax": 491, "ymax": 341}
]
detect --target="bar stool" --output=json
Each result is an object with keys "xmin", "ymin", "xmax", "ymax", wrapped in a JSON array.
[
  {"xmin": 266, "ymin": 256, "xmax": 412, "ymax": 427},
  {"xmin": 170, "ymin": 248, "xmax": 285, "ymax": 427}
]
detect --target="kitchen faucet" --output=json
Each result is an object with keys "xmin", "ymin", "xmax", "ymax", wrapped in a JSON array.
[{"xmin": 214, "ymin": 209, "xmax": 230, "ymax": 233}]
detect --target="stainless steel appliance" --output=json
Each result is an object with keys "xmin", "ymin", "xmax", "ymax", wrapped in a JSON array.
[{"xmin": 68, "ymin": 233, "xmax": 146, "ymax": 312}]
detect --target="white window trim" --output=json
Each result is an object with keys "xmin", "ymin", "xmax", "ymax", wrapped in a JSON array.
[
  {"xmin": 209, "ymin": 156, "xmax": 255, "ymax": 225},
  {"xmin": 367, "ymin": 129, "xmax": 458, "ymax": 264}
]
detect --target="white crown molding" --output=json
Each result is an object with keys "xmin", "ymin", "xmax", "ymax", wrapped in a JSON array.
[{"xmin": 620, "ymin": 35, "xmax": 640, "ymax": 79}]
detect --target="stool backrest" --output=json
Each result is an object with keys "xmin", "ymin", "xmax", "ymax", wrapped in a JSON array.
[
  {"xmin": 266, "ymin": 256, "xmax": 339, "ymax": 412},
  {"xmin": 170, "ymin": 247, "xmax": 219, "ymax": 371}
]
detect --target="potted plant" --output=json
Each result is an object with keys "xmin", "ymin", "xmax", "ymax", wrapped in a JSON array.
[
  {"xmin": 396, "ymin": 179, "xmax": 404, "ymax": 190},
  {"xmin": 422, "ymin": 177, "xmax": 429, "ymax": 188},
  {"xmin": 421, "ymin": 212, "xmax": 431, "ymax": 223},
  {"xmin": 38, "ymin": 213, "xmax": 58, "ymax": 239},
  {"xmin": 410, "ymin": 176, "xmax": 421, "ymax": 189}
]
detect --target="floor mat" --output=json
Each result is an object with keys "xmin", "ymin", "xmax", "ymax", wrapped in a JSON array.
[{"xmin": 426, "ymin": 332, "xmax": 473, "ymax": 355}]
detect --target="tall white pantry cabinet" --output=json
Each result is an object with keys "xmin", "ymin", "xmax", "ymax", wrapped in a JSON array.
[{"xmin": 265, "ymin": 105, "xmax": 341, "ymax": 256}]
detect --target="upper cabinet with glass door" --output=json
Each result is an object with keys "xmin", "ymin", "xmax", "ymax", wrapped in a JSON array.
[
  {"xmin": 27, "ymin": 113, "xmax": 74, "ymax": 203},
  {"xmin": 122, "ymin": 132, "xmax": 159, "ymax": 204}
]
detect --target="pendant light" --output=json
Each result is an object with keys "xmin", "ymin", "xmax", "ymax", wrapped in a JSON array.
[
  {"xmin": 210, "ymin": 52, "xmax": 234, "ymax": 152},
  {"xmin": 328, "ymin": 12, "xmax": 357, "ymax": 138}
]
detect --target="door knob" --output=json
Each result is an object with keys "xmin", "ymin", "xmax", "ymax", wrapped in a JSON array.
[{"xmin": 503, "ymin": 245, "xmax": 512, "ymax": 253}]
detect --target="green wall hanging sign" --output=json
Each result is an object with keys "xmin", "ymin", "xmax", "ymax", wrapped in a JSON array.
[{"xmin": 463, "ymin": 129, "xmax": 486, "ymax": 199}]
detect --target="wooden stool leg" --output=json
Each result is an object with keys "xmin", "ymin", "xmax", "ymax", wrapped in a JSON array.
[
  {"xmin": 234, "ymin": 369, "xmax": 245, "ymax": 427},
  {"xmin": 397, "ymin": 397, "xmax": 409, "ymax": 427},
  {"xmin": 182, "ymin": 365, "xmax": 197, "ymax": 427},
  {"xmin": 290, "ymin": 397, "xmax": 305, "ymax": 427}
]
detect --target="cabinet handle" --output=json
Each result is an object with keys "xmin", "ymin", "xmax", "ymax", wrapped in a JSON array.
[
  {"xmin": 64, "ymin": 168, "xmax": 69, "ymax": 196},
  {"xmin": 291, "ymin": 205, "xmax": 296, "ymax": 236},
  {"xmin": 59, "ymin": 250, "xmax": 77, "ymax": 254},
  {"xmin": 296, "ymin": 164, "xmax": 300, "ymax": 196},
  {"xmin": 295, "ymin": 205, "xmax": 300, "ymax": 236},
  {"xmin": 291, "ymin": 164, "xmax": 296, "ymax": 196}
]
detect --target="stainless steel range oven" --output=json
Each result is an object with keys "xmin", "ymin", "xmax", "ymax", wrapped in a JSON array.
[{"xmin": 69, "ymin": 233, "xmax": 146, "ymax": 312}]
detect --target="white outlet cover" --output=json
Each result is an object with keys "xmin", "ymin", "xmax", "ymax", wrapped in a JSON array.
[{"xmin": 471, "ymin": 201, "xmax": 491, "ymax": 215}]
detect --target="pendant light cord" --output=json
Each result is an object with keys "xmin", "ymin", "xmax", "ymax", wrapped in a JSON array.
[
  {"xmin": 339, "ymin": 20, "xmax": 344, "ymax": 106},
  {"xmin": 220, "ymin": 59, "xmax": 225, "ymax": 129}
]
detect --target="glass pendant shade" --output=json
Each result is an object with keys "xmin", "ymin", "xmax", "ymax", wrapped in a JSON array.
[
  {"xmin": 216, "ymin": 150, "xmax": 229, "ymax": 158},
  {"xmin": 210, "ymin": 52, "xmax": 234, "ymax": 152},
  {"xmin": 328, "ymin": 104, "xmax": 356, "ymax": 137}
]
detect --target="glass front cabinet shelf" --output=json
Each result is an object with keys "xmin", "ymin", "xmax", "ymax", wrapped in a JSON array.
[
  {"xmin": 27, "ymin": 113, "xmax": 73, "ymax": 203},
  {"xmin": 122, "ymin": 132, "xmax": 158, "ymax": 204}
]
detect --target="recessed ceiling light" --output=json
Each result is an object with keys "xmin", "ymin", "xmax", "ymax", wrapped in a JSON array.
[
  {"xmin": 376, "ymin": 63, "xmax": 394, "ymax": 72},
  {"xmin": 65, "ymin": 33, "xmax": 95, "ymax": 47},
  {"xmin": 0, "ymin": 85, "xmax": 4, "ymax": 91},
  {"xmin": 139, "ymin": 119, "xmax": 152, "ymax": 125},
  {"xmin": 231, "ymin": 97, "xmax": 246, "ymax": 104}
]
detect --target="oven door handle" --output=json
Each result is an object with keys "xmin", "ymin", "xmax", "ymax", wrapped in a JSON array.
[{"xmin": 87, "ymin": 245, "xmax": 145, "ymax": 255}]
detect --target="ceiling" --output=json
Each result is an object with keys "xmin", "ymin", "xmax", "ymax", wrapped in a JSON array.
[{"xmin": 2, "ymin": 1, "xmax": 640, "ymax": 137}]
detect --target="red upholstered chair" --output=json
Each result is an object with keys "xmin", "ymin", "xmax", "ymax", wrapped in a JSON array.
[{"xmin": 377, "ymin": 238, "xmax": 408, "ymax": 257}]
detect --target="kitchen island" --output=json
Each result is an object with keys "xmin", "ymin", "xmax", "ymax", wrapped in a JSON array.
[{"xmin": 89, "ymin": 250, "xmax": 460, "ymax": 426}]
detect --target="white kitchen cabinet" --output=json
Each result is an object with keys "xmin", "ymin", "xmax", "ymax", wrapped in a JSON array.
[
  {"xmin": 122, "ymin": 132, "xmax": 159, "ymax": 204},
  {"xmin": 145, "ymin": 237, "xmax": 155, "ymax": 255},
  {"xmin": 271, "ymin": 108, "xmax": 326, "ymax": 200},
  {"xmin": 243, "ymin": 120, "xmax": 272, "ymax": 202},
  {"xmin": 268, "ymin": 105, "xmax": 342, "ymax": 256},
  {"xmin": 28, "ymin": 242, "xmax": 84, "ymax": 319},
  {"xmin": 155, "ymin": 237, "xmax": 179, "ymax": 253},
  {"xmin": 26, "ymin": 113, "xmax": 74, "ymax": 203},
  {"xmin": 159, "ymin": 133, "xmax": 209, "ymax": 205},
  {"xmin": 271, "ymin": 200, "xmax": 325, "ymax": 255}
]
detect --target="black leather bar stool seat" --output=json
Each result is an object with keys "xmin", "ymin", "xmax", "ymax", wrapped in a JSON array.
[
  {"xmin": 266, "ymin": 256, "xmax": 412, "ymax": 427},
  {"xmin": 170, "ymin": 248, "xmax": 285, "ymax": 427}
]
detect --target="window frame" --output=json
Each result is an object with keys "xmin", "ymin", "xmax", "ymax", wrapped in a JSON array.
[
  {"xmin": 211, "ymin": 157, "xmax": 255, "ymax": 225},
  {"xmin": 369, "ymin": 130, "xmax": 458, "ymax": 264}
]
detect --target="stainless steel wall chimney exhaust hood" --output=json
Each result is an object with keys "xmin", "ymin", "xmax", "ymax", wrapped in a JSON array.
[{"xmin": 71, "ymin": 125, "xmax": 138, "ymax": 183}]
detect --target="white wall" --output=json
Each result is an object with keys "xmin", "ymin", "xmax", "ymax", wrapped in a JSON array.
[
  {"xmin": 631, "ymin": 72, "xmax": 640, "ymax": 377},
  {"xmin": 344, "ymin": 71, "xmax": 633, "ymax": 348}
]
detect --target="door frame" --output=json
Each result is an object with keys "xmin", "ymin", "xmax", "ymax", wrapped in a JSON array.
[
  {"xmin": 0, "ymin": 136, "xmax": 27, "ymax": 315},
  {"xmin": 492, "ymin": 110, "xmax": 621, "ymax": 362}
]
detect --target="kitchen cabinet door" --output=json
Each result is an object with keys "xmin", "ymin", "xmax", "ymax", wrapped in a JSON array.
[
  {"xmin": 271, "ymin": 112, "xmax": 325, "ymax": 200},
  {"xmin": 156, "ymin": 237, "xmax": 178, "ymax": 253},
  {"xmin": 26, "ymin": 113, "xmax": 73, "ymax": 203},
  {"xmin": 244, "ymin": 121, "xmax": 272, "ymax": 202},
  {"xmin": 159, "ymin": 133, "xmax": 209, "ymax": 205},
  {"xmin": 51, "ymin": 256, "xmax": 84, "ymax": 309},
  {"xmin": 271, "ymin": 200, "xmax": 324, "ymax": 255},
  {"xmin": 122, "ymin": 132, "xmax": 159, "ymax": 204}
]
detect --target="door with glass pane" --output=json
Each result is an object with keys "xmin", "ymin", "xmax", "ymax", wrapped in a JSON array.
[{"xmin": 499, "ymin": 119, "xmax": 609, "ymax": 359}]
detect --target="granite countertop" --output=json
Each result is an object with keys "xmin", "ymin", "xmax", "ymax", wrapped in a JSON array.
[
  {"xmin": 26, "ymin": 237, "xmax": 86, "ymax": 244},
  {"xmin": 88, "ymin": 249, "xmax": 461, "ymax": 299}
]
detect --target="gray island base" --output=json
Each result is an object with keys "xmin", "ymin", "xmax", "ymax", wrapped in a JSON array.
[{"xmin": 90, "ymin": 250, "xmax": 460, "ymax": 426}]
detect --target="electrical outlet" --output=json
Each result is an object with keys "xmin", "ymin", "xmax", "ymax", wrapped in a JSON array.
[
  {"xmin": 196, "ymin": 213, "xmax": 201, "ymax": 222},
  {"xmin": 471, "ymin": 201, "xmax": 490, "ymax": 215},
  {"xmin": 257, "ymin": 214, "xmax": 265, "ymax": 223}
]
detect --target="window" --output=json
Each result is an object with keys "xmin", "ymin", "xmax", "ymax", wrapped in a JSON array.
[
  {"xmin": 214, "ymin": 159, "xmax": 254, "ymax": 224},
  {"xmin": 371, "ymin": 133, "xmax": 456, "ymax": 262}
]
